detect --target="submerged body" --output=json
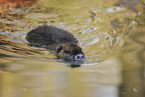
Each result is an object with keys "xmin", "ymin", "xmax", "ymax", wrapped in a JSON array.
[{"xmin": 26, "ymin": 25, "xmax": 85, "ymax": 61}]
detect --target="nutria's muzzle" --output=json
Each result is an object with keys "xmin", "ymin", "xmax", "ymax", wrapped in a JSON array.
[{"xmin": 75, "ymin": 54, "xmax": 85, "ymax": 60}]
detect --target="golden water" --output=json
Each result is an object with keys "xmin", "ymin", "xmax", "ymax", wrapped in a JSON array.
[{"xmin": 0, "ymin": 0, "xmax": 145, "ymax": 97}]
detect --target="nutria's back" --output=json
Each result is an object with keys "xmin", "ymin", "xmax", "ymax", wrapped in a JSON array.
[{"xmin": 26, "ymin": 25, "xmax": 78, "ymax": 47}]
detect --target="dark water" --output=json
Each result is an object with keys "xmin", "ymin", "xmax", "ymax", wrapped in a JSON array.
[{"xmin": 0, "ymin": 0, "xmax": 145, "ymax": 97}]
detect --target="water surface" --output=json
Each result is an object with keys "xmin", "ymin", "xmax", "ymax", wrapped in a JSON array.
[{"xmin": 0, "ymin": 0, "xmax": 145, "ymax": 97}]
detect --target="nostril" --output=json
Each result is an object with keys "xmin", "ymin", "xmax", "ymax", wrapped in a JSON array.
[
  {"xmin": 77, "ymin": 56, "xmax": 80, "ymax": 59},
  {"xmin": 82, "ymin": 55, "xmax": 84, "ymax": 59}
]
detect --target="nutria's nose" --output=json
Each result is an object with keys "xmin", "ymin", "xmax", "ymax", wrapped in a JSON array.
[{"xmin": 75, "ymin": 54, "xmax": 85, "ymax": 60}]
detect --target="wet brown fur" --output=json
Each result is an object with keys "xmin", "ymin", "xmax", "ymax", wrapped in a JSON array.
[{"xmin": 26, "ymin": 25, "xmax": 85, "ymax": 61}]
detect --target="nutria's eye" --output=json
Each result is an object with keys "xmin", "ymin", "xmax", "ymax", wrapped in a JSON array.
[
  {"xmin": 57, "ymin": 46, "xmax": 63, "ymax": 54},
  {"xmin": 64, "ymin": 50, "xmax": 70, "ymax": 53}
]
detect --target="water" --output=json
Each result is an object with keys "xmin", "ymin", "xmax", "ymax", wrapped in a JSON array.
[{"xmin": 0, "ymin": 0, "xmax": 145, "ymax": 97}]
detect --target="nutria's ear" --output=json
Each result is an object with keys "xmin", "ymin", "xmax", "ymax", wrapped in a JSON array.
[{"xmin": 56, "ymin": 46, "xmax": 63, "ymax": 54}]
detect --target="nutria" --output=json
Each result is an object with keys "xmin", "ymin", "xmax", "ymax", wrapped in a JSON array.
[{"xmin": 26, "ymin": 25, "xmax": 85, "ymax": 61}]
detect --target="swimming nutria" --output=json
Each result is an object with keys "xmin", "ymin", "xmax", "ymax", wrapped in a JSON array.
[{"xmin": 26, "ymin": 25, "xmax": 85, "ymax": 61}]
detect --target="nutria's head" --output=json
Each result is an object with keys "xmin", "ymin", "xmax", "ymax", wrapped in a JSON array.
[{"xmin": 56, "ymin": 43, "xmax": 85, "ymax": 61}]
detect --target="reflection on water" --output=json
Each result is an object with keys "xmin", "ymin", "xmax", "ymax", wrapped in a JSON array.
[
  {"xmin": 118, "ymin": 14, "xmax": 145, "ymax": 97},
  {"xmin": 0, "ymin": 58, "xmax": 121, "ymax": 97},
  {"xmin": 0, "ymin": 0, "xmax": 145, "ymax": 97}
]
